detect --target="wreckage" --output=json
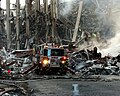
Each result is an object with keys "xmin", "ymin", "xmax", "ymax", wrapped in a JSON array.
[
  {"xmin": 0, "ymin": 45, "xmax": 120, "ymax": 79},
  {"xmin": 69, "ymin": 47, "xmax": 120, "ymax": 76},
  {"xmin": 0, "ymin": 0, "xmax": 119, "ymax": 79},
  {"xmin": 0, "ymin": 0, "xmax": 120, "ymax": 96},
  {"xmin": 0, "ymin": 47, "xmax": 34, "ymax": 78}
]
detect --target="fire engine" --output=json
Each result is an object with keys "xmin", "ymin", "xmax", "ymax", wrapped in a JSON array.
[{"xmin": 33, "ymin": 43, "xmax": 68, "ymax": 75}]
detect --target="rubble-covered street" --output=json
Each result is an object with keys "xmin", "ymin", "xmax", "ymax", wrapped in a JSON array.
[
  {"xmin": 1, "ymin": 47, "xmax": 120, "ymax": 96},
  {"xmin": 1, "ymin": 0, "xmax": 120, "ymax": 96}
]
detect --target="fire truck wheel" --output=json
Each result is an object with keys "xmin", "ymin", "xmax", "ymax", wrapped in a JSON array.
[
  {"xmin": 59, "ymin": 68, "xmax": 67, "ymax": 75},
  {"xmin": 39, "ymin": 67, "xmax": 50, "ymax": 75}
]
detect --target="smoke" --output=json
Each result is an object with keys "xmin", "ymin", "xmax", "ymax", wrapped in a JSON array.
[
  {"xmin": 97, "ymin": 0, "xmax": 120, "ymax": 56},
  {"xmin": 59, "ymin": 0, "xmax": 79, "ymax": 16},
  {"xmin": 101, "ymin": 16, "xmax": 120, "ymax": 56},
  {"xmin": 78, "ymin": 0, "xmax": 120, "ymax": 57}
]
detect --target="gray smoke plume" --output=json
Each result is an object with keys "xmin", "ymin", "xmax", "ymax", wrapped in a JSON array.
[
  {"xmin": 59, "ymin": 0, "xmax": 120, "ymax": 56},
  {"xmin": 59, "ymin": 0, "xmax": 79, "ymax": 16},
  {"xmin": 95, "ymin": 0, "xmax": 120, "ymax": 56}
]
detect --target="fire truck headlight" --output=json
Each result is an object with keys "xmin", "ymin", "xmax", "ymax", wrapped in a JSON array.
[
  {"xmin": 61, "ymin": 60, "xmax": 66, "ymax": 64},
  {"xmin": 43, "ymin": 59, "xmax": 49, "ymax": 65}
]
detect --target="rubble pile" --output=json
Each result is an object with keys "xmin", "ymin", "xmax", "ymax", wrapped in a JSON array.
[
  {"xmin": 0, "ymin": 81, "xmax": 33, "ymax": 96},
  {"xmin": 1, "ymin": 46, "xmax": 120, "ymax": 79},
  {"xmin": 0, "ymin": 47, "xmax": 34, "ymax": 79},
  {"xmin": 69, "ymin": 47, "xmax": 120, "ymax": 76}
]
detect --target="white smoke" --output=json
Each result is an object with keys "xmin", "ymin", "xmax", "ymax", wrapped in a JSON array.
[
  {"xmin": 69, "ymin": 0, "xmax": 120, "ymax": 57},
  {"xmin": 101, "ymin": 12, "xmax": 120, "ymax": 57},
  {"xmin": 98, "ymin": 0, "xmax": 120, "ymax": 57},
  {"xmin": 59, "ymin": 0, "xmax": 79, "ymax": 16}
]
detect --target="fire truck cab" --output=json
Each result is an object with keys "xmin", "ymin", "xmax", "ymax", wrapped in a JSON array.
[{"xmin": 34, "ymin": 43, "xmax": 68, "ymax": 75}]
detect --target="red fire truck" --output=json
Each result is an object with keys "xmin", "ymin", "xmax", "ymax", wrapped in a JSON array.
[{"xmin": 33, "ymin": 43, "xmax": 68, "ymax": 75}]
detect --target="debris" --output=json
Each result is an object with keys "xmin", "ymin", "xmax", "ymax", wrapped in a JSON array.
[
  {"xmin": 68, "ymin": 47, "xmax": 120, "ymax": 77},
  {"xmin": 0, "ymin": 47, "xmax": 33, "ymax": 79}
]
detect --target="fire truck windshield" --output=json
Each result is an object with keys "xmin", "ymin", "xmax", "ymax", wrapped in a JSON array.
[{"xmin": 44, "ymin": 49, "xmax": 64, "ymax": 56}]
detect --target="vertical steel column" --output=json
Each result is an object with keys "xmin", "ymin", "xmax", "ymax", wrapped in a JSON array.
[
  {"xmin": 16, "ymin": 0, "xmax": 20, "ymax": 49},
  {"xmin": 72, "ymin": 1, "xmax": 83, "ymax": 42},
  {"xmin": 6, "ymin": 0, "xmax": 11, "ymax": 49},
  {"xmin": 25, "ymin": 0, "xmax": 30, "ymax": 49}
]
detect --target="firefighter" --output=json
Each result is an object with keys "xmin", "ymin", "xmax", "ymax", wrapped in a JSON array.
[
  {"xmin": 116, "ymin": 54, "xmax": 120, "ymax": 63},
  {"xmin": 93, "ymin": 47, "xmax": 101, "ymax": 59},
  {"xmin": 84, "ymin": 31, "xmax": 91, "ymax": 45}
]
